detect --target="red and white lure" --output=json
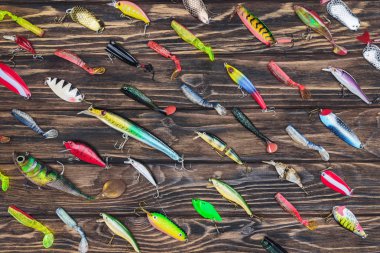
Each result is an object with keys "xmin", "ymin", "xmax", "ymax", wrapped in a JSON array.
[
  {"xmin": 357, "ymin": 31, "xmax": 380, "ymax": 71},
  {"xmin": 3, "ymin": 35, "xmax": 43, "ymax": 61},
  {"xmin": 321, "ymin": 169, "xmax": 353, "ymax": 196},
  {"xmin": 0, "ymin": 62, "xmax": 31, "ymax": 99},
  {"xmin": 45, "ymin": 77, "xmax": 84, "ymax": 103}
]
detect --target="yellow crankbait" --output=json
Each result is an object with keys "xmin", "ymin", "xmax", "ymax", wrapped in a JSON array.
[
  {"xmin": 57, "ymin": 6, "xmax": 104, "ymax": 33},
  {"xmin": 0, "ymin": 10, "xmax": 45, "ymax": 37}
]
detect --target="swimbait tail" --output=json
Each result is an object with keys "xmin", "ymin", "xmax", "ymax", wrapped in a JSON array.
[
  {"xmin": 0, "ymin": 10, "xmax": 45, "ymax": 37},
  {"xmin": 121, "ymin": 84, "xmax": 176, "ymax": 116},
  {"xmin": 285, "ymin": 125, "xmax": 329, "ymax": 161},
  {"xmin": 321, "ymin": 0, "xmax": 360, "ymax": 31},
  {"xmin": 0, "ymin": 135, "xmax": 11, "ymax": 143},
  {"xmin": 58, "ymin": 6, "xmax": 104, "ymax": 33},
  {"xmin": 8, "ymin": 205, "xmax": 54, "ymax": 248},
  {"xmin": 3, "ymin": 35, "xmax": 43, "ymax": 61},
  {"xmin": 63, "ymin": 141, "xmax": 106, "ymax": 168},
  {"xmin": 171, "ymin": 20, "xmax": 214, "ymax": 61},
  {"xmin": 45, "ymin": 77, "xmax": 85, "ymax": 103},
  {"xmin": 55, "ymin": 49, "xmax": 105, "ymax": 75},
  {"xmin": 232, "ymin": 108, "xmax": 277, "ymax": 153},
  {"xmin": 183, "ymin": 0, "xmax": 210, "ymax": 24},
  {"xmin": 267, "ymin": 60, "xmax": 311, "ymax": 99},
  {"xmin": 0, "ymin": 62, "xmax": 31, "ymax": 99},
  {"xmin": 0, "ymin": 171, "xmax": 10, "ymax": 191},
  {"xmin": 180, "ymin": 83, "xmax": 226, "ymax": 116},
  {"xmin": 261, "ymin": 236, "xmax": 288, "ymax": 253},
  {"xmin": 321, "ymin": 169, "xmax": 353, "ymax": 196},
  {"xmin": 331, "ymin": 206, "xmax": 367, "ymax": 238},
  {"xmin": 275, "ymin": 193, "xmax": 317, "ymax": 230},
  {"xmin": 192, "ymin": 198, "xmax": 222, "ymax": 221},
  {"xmin": 357, "ymin": 31, "xmax": 380, "ymax": 71},
  {"xmin": 11, "ymin": 109, "xmax": 58, "ymax": 139}
]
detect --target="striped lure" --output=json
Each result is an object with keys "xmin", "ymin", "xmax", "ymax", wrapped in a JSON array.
[
  {"xmin": 321, "ymin": 169, "xmax": 353, "ymax": 196},
  {"xmin": 0, "ymin": 62, "xmax": 31, "ymax": 98},
  {"xmin": 332, "ymin": 206, "xmax": 367, "ymax": 238}
]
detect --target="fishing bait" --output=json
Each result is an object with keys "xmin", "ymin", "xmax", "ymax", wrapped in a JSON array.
[
  {"xmin": 330, "ymin": 206, "xmax": 367, "ymax": 238},
  {"xmin": 183, "ymin": 0, "xmax": 210, "ymax": 24},
  {"xmin": 322, "ymin": 66, "xmax": 371, "ymax": 104},
  {"xmin": 147, "ymin": 40, "xmax": 182, "ymax": 79},
  {"xmin": 285, "ymin": 125, "xmax": 329, "ymax": 161},
  {"xmin": 261, "ymin": 236, "xmax": 288, "ymax": 253},
  {"xmin": 0, "ymin": 171, "xmax": 10, "ymax": 191},
  {"xmin": 106, "ymin": 40, "xmax": 154, "ymax": 78},
  {"xmin": 121, "ymin": 84, "xmax": 176, "ymax": 116},
  {"xmin": 0, "ymin": 10, "xmax": 45, "ymax": 37},
  {"xmin": 180, "ymin": 83, "xmax": 226, "ymax": 116},
  {"xmin": 3, "ymin": 35, "xmax": 43, "ymax": 61},
  {"xmin": 99, "ymin": 213, "xmax": 140, "ymax": 252},
  {"xmin": 321, "ymin": 0, "xmax": 360, "ymax": 31},
  {"xmin": 56, "ymin": 208, "xmax": 88, "ymax": 253},
  {"xmin": 58, "ymin": 6, "xmax": 104, "ymax": 33},
  {"xmin": 192, "ymin": 198, "xmax": 222, "ymax": 221},
  {"xmin": 263, "ymin": 161, "xmax": 307, "ymax": 194},
  {"xmin": 294, "ymin": 5, "xmax": 347, "ymax": 56},
  {"xmin": 78, "ymin": 106, "xmax": 185, "ymax": 168},
  {"xmin": 0, "ymin": 62, "xmax": 31, "ymax": 99},
  {"xmin": 63, "ymin": 141, "xmax": 107, "ymax": 168},
  {"xmin": 171, "ymin": 20, "xmax": 214, "ymax": 61},
  {"xmin": 275, "ymin": 193, "xmax": 317, "ymax": 230},
  {"xmin": 357, "ymin": 31, "xmax": 380, "ymax": 71},
  {"xmin": 45, "ymin": 77, "xmax": 85, "ymax": 103},
  {"xmin": 97, "ymin": 179, "xmax": 127, "ymax": 199},
  {"xmin": 232, "ymin": 107, "xmax": 277, "ymax": 153},
  {"xmin": 267, "ymin": 60, "xmax": 311, "ymax": 99},
  {"xmin": 319, "ymin": 109, "xmax": 363, "ymax": 149},
  {"xmin": 13, "ymin": 152, "xmax": 93, "ymax": 200},
  {"xmin": 225, "ymin": 63, "xmax": 273, "ymax": 112},
  {"xmin": 55, "ymin": 49, "xmax": 106, "ymax": 75},
  {"xmin": 8, "ymin": 205, "xmax": 54, "ymax": 248},
  {"xmin": 11, "ymin": 109, "xmax": 58, "ymax": 139},
  {"xmin": 0, "ymin": 135, "xmax": 10, "ymax": 143},
  {"xmin": 321, "ymin": 169, "xmax": 353, "ymax": 196}
]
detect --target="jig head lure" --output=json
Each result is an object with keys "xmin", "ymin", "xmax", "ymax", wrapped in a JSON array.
[
  {"xmin": 55, "ymin": 49, "xmax": 106, "ymax": 75},
  {"xmin": 63, "ymin": 141, "xmax": 107, "ymax": 168},
  {"xmin": 57, "ymin": 6, "xmax": 104, "ymax": 33},
  {"xmin": 0, "ymin": 10, "xmax": 45, "ymax": 37},
  {"xmin": 261, "ymin": 236, "xmax": 288, "ymax": 253},
  {"xmin": 0, "ymin": 62, "xmax": 31, "ymax": 99},
  {"xmin": 357, "ymin": 31, "xmax": 380, "ymax": 71},
  {"xmin": 330, "ymin": 206, "xmax": 367, "ymax": 238},
  {"xmin": 0, "ymin": 171, "xmax": 10, "ymax": 191},
  {"xmin": 321, "ymin": 169, "xmax": 353, "ymax": 196},
  {"xmin": 321, "ymin": 0, "xmax": 360, "ymax": 31},
  {"xmin": 3, "ymin": 35, "xmax": 43, "ymax": 64},
  {"xmin": 45, "ymin": 77, "xmax": 85, "ymax": 103},
  {"xmin": 183, "ymin": 0, "xmax": 210, "ymax": 24}
]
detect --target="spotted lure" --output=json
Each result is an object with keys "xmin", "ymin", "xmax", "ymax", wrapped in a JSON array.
[
  {"xmin": 357, "ymin": 31, "xmax": 380, "ymax": 71},
  {"xmin": 321, "ymin": 0, "xmax": 360, "ymax": 31},
  {"xmin": 55, "ymin": 49, "xmax": 106, "ymax": 75},
  {"xmin": 331, "ymin": 206, "xmax": 367, "ymax": 238},
  {"xmin": 0, "ymin": 171, "xmax": 10, "ymax": 191},
  {"xmin": 0, "ymin": 10, "xmax": 45, "ymax": 37},
  {"xmin": 58, "ymin": 6, "xmax": 104, "ymax": 33},
  {"xmin": 183, "ymin": 0, "xmax": 210, "ymax": 24},
  {"xmin": 0, "ymin": 62, "xmax": 31, "ymax": 99}
]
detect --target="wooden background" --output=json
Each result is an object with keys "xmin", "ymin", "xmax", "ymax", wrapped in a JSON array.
[{"xmin": 1, "ymin": 0, "xmax": 379, "ymax": 252}]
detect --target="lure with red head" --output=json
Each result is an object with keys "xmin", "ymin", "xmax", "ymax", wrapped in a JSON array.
[
  {"xmin": 63, "ymin": 141, "xmax": 106, "ymax": 168},
  {"xmin": 357, "ymin": 31, "xmax": 380, "ymax": 70},
  {"xmin": 0, "ymin": 62, "xmax": 31, "ymax": 98}
]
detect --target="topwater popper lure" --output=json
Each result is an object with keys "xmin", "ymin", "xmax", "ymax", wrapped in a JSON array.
[
  {"xmin": 294, "ymin": 5, "xmax": 347, "ymax": 56},
  {"xmin": 8, "ymin": 205, "xmax": 54, "ymax": 248},
  {"xmin": 183, "ymin": 0, "xmax": 210, "ymax": 24},
  {"xmin": 321, "ymin": 0, "xmax": 360, "ymax": 31},
  {"xmin": 357, "ymin": 31, "xmax": 380, "ymax": 71},
  {"xmin": 57, "ymin": 6, "xmax": 104, "ymax": 33},
  {"xmin": 232, "ymin": 108, "xmax": 277, "ymax": 153},
  {"xmin": 0, "ymin": 171, "xmax": 10, "ymax": 191},
  {"xmin": 321, "ymin": 169, "xmax": 353, "ymax": 196},
  {"xmin": 171, "ymin": 20, "xmax": 214, "ymax": 61},
  {"xmin": 45, "ymin": 77, "xmax": 85, "ymax": 103},
  {"xmin": 0, "ymin": 10, "xmax": 45, "ymax": 37},
  {"xmin": 267, "ymin": 60, "xmax": 311, "ymax": 100},
  {"xmin": 329, "ymin": 206, "xmax": 367, "ymax": 238},
  {"xmin": 55, "ymin": 49, "xmax": 106, "ymax": 75},
  {"xmin": 0, "ymin": 62, "xmax": 31, "ymax": 99},
  {"xmin": 13, "ymin": 152, "xmax": 94, "ymax": 200},
  {"xmin": 3, "ymin": 35, "xmax": 43, "ymax": 63},
  {"xmin": 261, "ymin": 236, "xmax": 288, "ymax": 253},
  {"xmin": 225, "ymin": 63, "xmax": 273, "ymax": 112},
  {"xmin": 63, "ymin": 141, "xmax": 107, "ymax": 168}
]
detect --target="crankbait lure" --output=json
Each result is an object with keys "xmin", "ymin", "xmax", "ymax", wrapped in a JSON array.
[
  {"xmin": 319, "ymin": 109, "xmax": 363, "ymax": 149},
  {"xmin": 330, "ymin": 206, "xmax": 367, "ymax": 238},
  {"xmin": 55, "ymin": 49, "xmax": 106, "ymax": 75},
  {"xmin": 183, "ymin": 0, "xmax": 210, "ymax": 24},
  {"xmin": 57, "ymin": 6, "xmax": 104, "ymax": 33},
  {"xmin": 0, "ymin": 62, "xmax": 31, "ymax": 99},
  {"xmin": 0, "ymin": 135, "xmax": 10, "ymax": 143},
  {"xmin": 263, "ymin": 161, "xmax": 307, "ymax": 194},
  {"xmin": 180, "ymin": 83, "xmax": 226, "ymax": 116},
  {"xmin": 275, "ymin": 193, "xmax": 317, "ymax": 230},
  {"xmin": 225, "ymin": 63, "xmax": 273, "ymax": 112},
  {"xmin": 171, "ymin": 20, "xmax": 214, "ymax": 61},
  {"xmin": 45, "ymin": 77, "xmax": 85, "ymax": 103},
  {"xmin": 357, "ymin": 31, "xmax": 380, "ymax": 71},
  {"xmin": 11, "ymin": 109, "xmax": 58, "ymax": 139},
  {"xmin": 56, "ymin": 208, "xmax": 88, "ymax": 253},
  {"xmin": 63, "ymin": 141, "xmax": 106, "ymax": 168},
  {"xmin": 321, "ymin": 0, "xmax": 360, "ymax": 31},
  {"xmin": 232, "ymin": 108, "xmax": 277, "ymax": 153},
  {"xmin": 261, "ymin": 236, "xmax": 288, "ymax": 253},
  {"xmin": 147, "ymin": 40, "xmax": 182, "ymax": 79},
  {"xmin": 294, "ymin": 5, "xmax": 347, "ymax": 56},
  {"xmin": 0, "ymin": 10, "xmax": 45, "ymax": 37},
  {"xmin": 286, "ymin": 125, "xmax": 329, "ymax": 161},
  {"xmin": 3, "ymin": 35, "xmax": 43, "ymax": 62},
  {"xmin": 192, "ymin": 198, "xmax": 222, "ymax": 221},
  {"xmin": 97, "ymin": 179, "xmax": 127, "ymax": 199},
  {"xmin": 267, "ymin": 60, "xmax": 311, "ymax": 99},
  {"xmin": 0, "ymin": 171, "xmax": 10, "ymax": 191},
  {"xmin": 8, "ymin": 205, "xmax": 54, "ymax": 248},
  {"xmin": 321, "ymin": 169, "xmax": 353, "ymax": 196},
  {"xmin": 14, "ymin": 152, "xmax": 93, "ymax": 200},
  {"xmin": 99, "ymin": 213, "xmax": 140, "ymax": 252},
  {"xmin": 121, "ymin": 84, "xmax": 176, "ymax": 116}
]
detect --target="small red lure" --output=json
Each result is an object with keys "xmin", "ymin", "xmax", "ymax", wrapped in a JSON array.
[
  {"xmin": 55, "ymin": 49, "xmax": 106, "ymax": 75},
  {"xmin": 63, "ymin": 141, "xmax": 106, "ymax": 168},
  {"xmin": 321, "ymin": 169, "xmax": 353, "ymax": 196},
  {"xmin": 4, "ymin": 35, "xmax": 36, "ymax": 54}
]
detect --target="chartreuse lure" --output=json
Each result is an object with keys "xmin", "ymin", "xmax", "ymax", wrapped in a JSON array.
[
  {"xmin": 329, "ymin": 206, "xmax": 367, "ymax": 238},
  {"xmin": 171, "ymin": 20, "xmax": 214, "ymax": 61},
  {"xmin": 8, "ymin": 205, "xmax": 54, "ymax": 248},
  {"xmin": 192, "ymin": 198, "xmax": 222, "ymax": 221},
  {"xmin": 0, "ymin": 170, "xmax": 10, "ymax": 191},
  {"xmin": 0, "ymin": 10, "xmax": 45, "ymax": 37}
]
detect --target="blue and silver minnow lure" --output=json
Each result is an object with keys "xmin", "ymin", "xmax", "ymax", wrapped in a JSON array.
[{"xmin": 319, "ymin": 109, "xmax": 363, "ymax": 149}]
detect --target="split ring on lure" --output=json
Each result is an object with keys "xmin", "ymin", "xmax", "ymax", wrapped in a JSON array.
[
  {"xmin": 55, "ymin": 49, "xmax": 106, "ymax": 75},
  {"xmin": 321, "ymin": 0, "xmax": 360, "ymax": 31},
  {"xmin": 261, "ymin": 236, "xmax": 288, "ymax": 253},
  {"xmin": 63, "ymin": 141, "xmax": 107, "ymax": 168},
  {"xmin": 329, "ymin": 206, "xmax": 367, "ymax": 238},
  {"xmin": 357, "ymin": 31, "xmax": 380, "ymax": 71},
  {"xmin": 0, "ymin": 10, "xmax": 45, "ymax": 37},
  {"xmin": 0, "ymin": 62, "xmax": 31, "ymax": 99},
  {"xmin": 57, "ymin": 6, "xmax": 104, "ymax": 33},
  {"xmin": 321, "ymin": 168, "xmax": 353, "ymax": 196},
  {"xmin": 0, "ymin": 171, "xmax": 10, "ymax": 191},
  {"xmin": 3, "ymin": 35, "xmax": 43, "ymax": 64},
  {"xmin": 182, "ymin": 0, "xmax": 210, "ymax": 24},
  {"xmin": 45, "ymin": 77, "xmax": 85, "ymax": 103}
]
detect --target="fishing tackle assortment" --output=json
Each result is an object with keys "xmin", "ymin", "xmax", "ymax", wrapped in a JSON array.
[
  {"xmin": 357, "ymin": 31, "xmax": 380, "ymax": 71},
  {"xmin": 0, "ymin": 170, "xmax": 10, "ymax": 191},
  {"xmin": 55, "ymin": 49, "xmax": 106, "ymax": 75},
  {"xmin": 321, "ymin": 169, "xmax": 353, "ymax": 196},
  {"xmin": 0, "ymin": 10, "xmax": 45, "ymax": 37},
  {"xmin": 182, "ymin": 0, "xmax": 210, "ymax": 24},
  {"xmin": 330, "ymin": 206, "xmax": 367, "ymax": 238},
  {"xmin": 260, "ymin": 236, "xmax": 288, "ymax": 253},
  {"xmin": 3, "ymin": 35, "xmax": 43, "ymax": 61},
  {"xmin": 57, "ymin": 6, "xmax": 104, "ymax": 33},
  {"xmin": 45, "ymin": 77, "xmax": 85, "ymax": 103},
  {"xmin": 63, "ymin": 141, "xmax": 107, "ymax": 168},
  {"xmin": 97, "ymin": 179, "xmax": 127, "ymax": 199},
  {"xmin": 321, "ymin": 0, "xmax": 360, "ymax": 31},
  {"xmin": 0, "ymin": 62, "xmax": 31, "ymax": 99}
]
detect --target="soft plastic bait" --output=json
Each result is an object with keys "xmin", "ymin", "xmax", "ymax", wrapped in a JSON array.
[
  {"xmin": 331, "ymin": 206, "xmax": 367, "ymax": 238},
  {"xmin": 261, "ymin": 236, "xmax": 288, "ymax": 253},
  {"xmin": 63, "ymin": 141, "xmax": 107, "ymax": 168},
  {"xmin": 0, "ymin": 171, "xmax": 10, "ymax": 191},
  {"xmin": 55, "ymin": 49, "xmax": 105, "ymax": 75},
  {"xmin": 58, "ymin": 6, "xmax": 104, "ymax": 33},
  {"xmin": 321, "ymin": 0, "xmax": 360, "ymax": 31},
  {"xmin": 357, "ymin": 31, "xmax": 380, "ymax": 71},
  {"xmin": 321, "ymin": 169, "xmax": 353, "ymax": 196},
  {"xmin": 45, "ymin": 77, "xmax": 84, "ymax": 103},
  {"xmin": 0, "ymin": 10, "xmax": 45, "ymax": 37},
  {"xmin": 0, "ymin": 62, "xmax": 31, "ymax": 98},
  {"xmin": 183, "ymin": 0, "xmax": 210, "ymax": 24}
]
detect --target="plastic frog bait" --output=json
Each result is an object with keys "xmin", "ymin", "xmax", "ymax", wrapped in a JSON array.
[
  {"xmin": 0, "ymin": 62, "xmax": 31, "ymax": 99},
  {"xmin": 330, "ymin": 206, "xmax": 367, "ymax": 238},
  {"xmin": 0, "ymin": 10, "xmax": 45, "ymax": 37}
]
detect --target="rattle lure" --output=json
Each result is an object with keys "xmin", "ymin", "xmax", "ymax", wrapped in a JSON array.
[
  {"xmin": 321, "ymin": 0, "xmax": 360, "ymax": 31},
  {"xmin": 0, "ymin": 10, "xmax": 45, "ymax": 37},
  {"xmin": 357, "ymin": 31, "xmax": 380, "ymax": 71},
  {"xmin": 0, "ymin": 62, "xmax": 31, "ymax": 98},
  {"xmin": 321, "ymin": 169, "xmax": 353, "ymax": 196},
  {"xmin": 55, "ymin": 49, "xmax": 105, "ymax": 75}
]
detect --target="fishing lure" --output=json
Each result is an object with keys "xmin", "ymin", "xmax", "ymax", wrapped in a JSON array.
[
  {"xmin": 322, "ymin": 66, "xmax": 371, "ymax": 104},
  {"xmin": 285, "ymin": 125, "xmax": 329, "ymax": 161},
  {"xmin": 261, "ymin": 236, "xmax": 288, "ymax": 253},
  {"xmin": 0, "ymin": 62, "xmax": 31, "ymax": 99},
  {"xmin": 0, "ymin": 135, "xmax": 11, "ymax": 143},
  {"xmin": 99, "ymin": 213, "xmax": 140, "ymax": 252},
  {"xmin": 180, "ymin": 83, "xmax": 226, "ymax": 116},
  {"xmin": 8, "ymin": 205, "xmax": 54, "ymax": 248},
  {"xmin": 45, "ymin": 77, "xmax": 85, "ymax": 103},
  {"xmin": 78, "ymin": 106, "xmax": 185, "ymax": 168},
  {"xmin": 321, "ymin": 169, "xmax": 353, "ymax": 196},
  {"xmin": 267, "ymin": 60, "xmax": 311, "ymax": 99},
  {"xmin": 294, "ymin": 5, "xmax": 347, "ymax": 56},
  {"xmin": 11, "ymin": 109, "xmax": 58, "ymax": 139},
  {"xmin": 263, "ymin": 161, "xmax": 307, "ymax": 194},
  {"xmin": 192, "ymin": 198, "xmax": 222, "ymax": 221},
  {"xmin": 330, "ymin": 206, "xmax": 367, "ymax": 238},
  {"xmin": 232, "ymin": 108, "xmax": 277, "ymax": 153},
  {"xmin": 319, "ymin": 109, "xmax": 363, "ymax": 149},
  {"xmin": 0, "ymin": 10, "xmax": 45, "ymax": 37},
  {"xmin": 275, "ymin": 193, "xmax": 317, "ymax": 230},
  {"xmin": 63, "ymin": 141, "xmax": 107, "ymax": 168},
  {"xmin": 56, "ymin": 208, "xmax": 88, "ymax": 253},
  {"xmin": 55, "ymin": 49, "xmax": 105, "ymax": 75},
  {"xmin": 3, "ymin": 35, "xmax": 43, "ymax": 62},
  {"xmin": 321, "ymin": 0, "xmax": 360, "ymax": 31},
  {"xmin": 183, "ymin": 0, "xmax": 210, "ymax": 24},
  {"xmin": 357, "ymin": 31, "xmax": 380, "ymax": 71},
  {"xmin": 171, "ymin": 20, "xmax": 214, "ymax": 61},
  {"xmin": 147, "ymin": 40, "xmax": 182, "ymax": 79},
  {"xmin": 121, "ymin": 84, "xmax": 176, "ymax": 116},
  {"xmin": 225, "ymin": 63, "xmax": 273, "ymax": 112},
  {"xmin": 97, "ymin": 179, "xmax": 127, "ymax": 199},
  {"xmin": 57, "ymin": 6, "xmax": 104, "ymax": 33},
  {"xmin": 13, "ymin": 152, "xmax": 93, "ymax": 200},
  {"xmin": 0, "ymin": 171, "xmax": 10, "ymax": 191}
]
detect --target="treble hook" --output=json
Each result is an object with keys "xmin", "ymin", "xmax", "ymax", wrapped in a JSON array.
[{"xmin": 114, "ymin": 133, "xmax": 129, "ymax": 151}]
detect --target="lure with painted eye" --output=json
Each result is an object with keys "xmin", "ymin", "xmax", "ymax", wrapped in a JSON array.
[
  {"xmin": 0, "ymin": 10, "xmax": 45, "ymax": 37},
  {"xmin": 55, "ymin": 49, "xmax": 106, "ymax": 75},
  {"xmin": 321, "ymin": 169, "xmax": 353, "ymax": 196},
  {"xmin": 63, "ymin": 141, "xmax": 106, "ymax": 168},
  {"xmin": 261, "ymin": 236, "xmax": 288, "ymax": 253},
  {"xmin": 0, "ymin": 171, "xmax": 10, "ymax": 191},
  {"xmin": 331, "ymin": 206, "xmax": 367, "ymax": 238},
  {"xmin": 0, "ymin": 62, "xmax": 31, "ymax": 98},
  {"xmin": 357, "ymin": 31, "xmax": 380, "ymax": 71},
  {"xmin": 59, "ymin": 6, "xmax": 104, "ymax": 33},
  {"xmin": 45, "ymin": 77, "xmax": 84, "ymax": 103},
  {"xmin": 192, "ymin": 198, "xmax": 222, "ymax": 221},
  {"xmin": 183, "ymin": 0, "xmax": 210, "ymax": 24},
  {"xmin": 321, "ymin": 0, "xmax": 360, "ymax": 31}
]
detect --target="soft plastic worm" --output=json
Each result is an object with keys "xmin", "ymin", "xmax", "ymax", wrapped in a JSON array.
[
  {"xmin": 55, "ymin": 49, "xmax": 105, "ymax": 75},
  {"xmin": 0, "ymin": 10, "xmax": 45, "ymax": 37}
]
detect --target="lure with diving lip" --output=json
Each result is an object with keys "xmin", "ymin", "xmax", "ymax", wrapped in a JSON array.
[
  {"xmin": 58, "ymin": 6, "xmax": 104, "ymax": 33},
  {"xmin": 321, "ymin": 0, "xmax": 360, "ymax": 31},
  {"xmin": 0, "ymin": 171, "xmax": 10, "ymax": 191},
  {"xmin": 63, "ymin": 141, "xmax": 107, "ymax": 168},
  {"xmin": 0, "ymin": 10, "xmax": 45, "ymax": 37},
  {"xmin": 331, "ymin": 206, "xmax": 367, "ymax": 238},
  {"xmin": 261, "ymin": 236, "xmax": 288, "ymax": 253},
  {"xmin": 45, "ymin": 77, "xmax": 85, "ymax": 103},
  {"xmin": 357, "ymin": 31, "xmax": 380, "ymax": 71},
  {"xmin": 183, "ymin": 0, "xmax": 210, "ymax": 24},
  {"xmin": 55, "ymin": 49, "xmax": 105, "ymax": 75},
  {"xmin": 3, "ymin": 35, "xmax": 43, "ymax": 61},
  {"xmin": 321, "ymin": 169, "xmax": 353, "ymax": 196},
  {"xmin": 0, "ymin": 62, "xmax": 31, "ymax": 99}
]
